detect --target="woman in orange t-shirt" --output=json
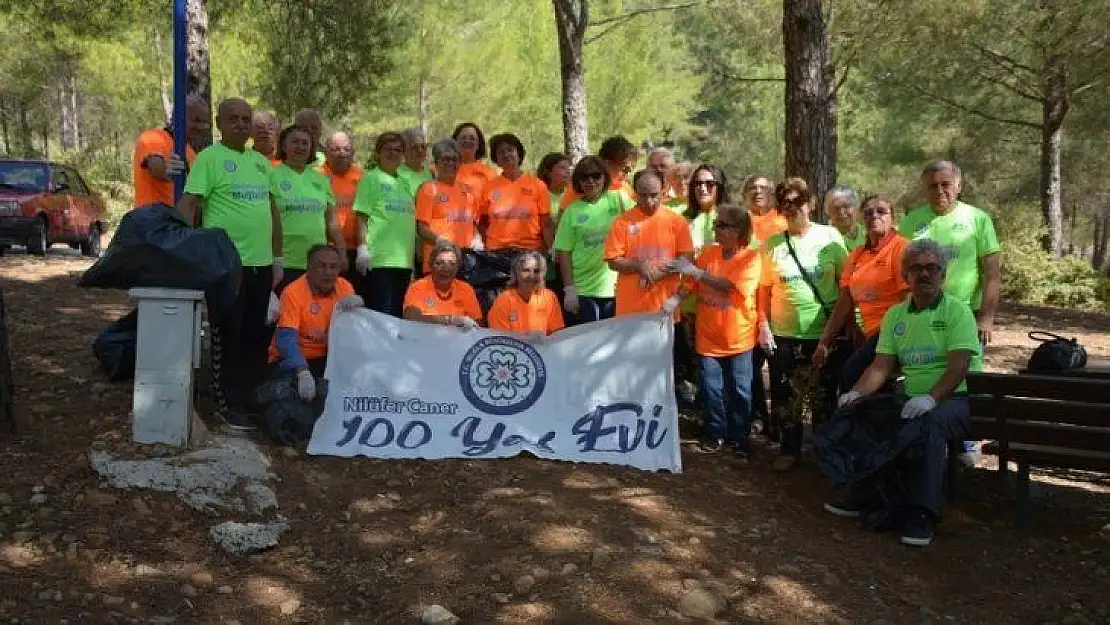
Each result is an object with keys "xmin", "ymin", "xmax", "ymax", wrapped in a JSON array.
[
  {"xmin": 672, "ymin": 204, "xmax": 763, "ymax": 459},
  {"xmin": 488, "ymin": 251, "xmax": 565, "ymax": 338},
  {"xmin": 452, "ymin": 122, "xmax": 499, "ymax": 199},
  {"xmin": 402, "ymin": 241, "xmax": 484, "ymax": 329},
  {"xmin": 813, "ymin": 194, "xmax": 909, "ymax": 392},
  {"xmin": 415, "ymin": 138, "xmax": 479, "ymax": 273},
  {"xmin": 478, "ymin": 133, "xmax": 553, "ymax": 254}
]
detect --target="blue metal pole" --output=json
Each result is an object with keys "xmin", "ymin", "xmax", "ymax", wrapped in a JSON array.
[{"xmin": 172, "ymin": 0, "xmax": 188, "ymax": 203}]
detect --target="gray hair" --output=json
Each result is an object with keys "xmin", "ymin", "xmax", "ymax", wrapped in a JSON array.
[
  {"xmin": 902, "ymin": 238, "xmax": 949, "ymax": 279},
  {"xmin": 647, "ymin": 147, "xmax": 673, "ymax": 161},
  {"xmin": 508, "ymin": 251, "xmax": 547, "ymax": 288},
  {"xmin": 402, "ymin": 127, "xmax": 425, "ymax": 147},
  {"xmin": 431, "ymin": 138, "xmax": 461, "ymax": 162},
  {"xmin": 922, "ymin": 159, "xmax": 961, "ymax": 180},
  {"xmin": 429, "ymin": 240, "xmax": 462, "ymax": 267},
  {"xmin": 824, "ymin": 184, "xmax": 858, "ymax": 209}
]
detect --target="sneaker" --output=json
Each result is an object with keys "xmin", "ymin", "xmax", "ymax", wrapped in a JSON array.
[
  {"xmin": 219, "ymin": 406, "xmax": 258, "ymax": 431},
  {"xmin": 772, "ymin": 455, "xmax": 798, "ymax": 472},
  {"xmin": 697, "ymin": 438, "xmax": 724, "ymax": 453},
  {"xmin": 823, "ymin": 498, "xmax": 863, "ymax": 519},
  {"xmin": 958, "ymin": 450, "xmax": 981, "ymax": 468},
  {"xmin": 900, "ymin": 510, "xmax": 936, "ymax": 547}
]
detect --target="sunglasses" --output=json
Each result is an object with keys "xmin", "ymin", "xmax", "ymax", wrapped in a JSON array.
[
  {"xmin": 863, "ymin": 206, "xmax": 891, "ymax": 217},
  {"xmin": 781, "ymin": 196, "xmax": 808, "ymax": 207},
  {"xmin": 582, "ymin": 172, "xmax": 605, "ymax": 181},
  {"xmin": 713, "ymin": 221, "xmax": 739, "ymax": 230},
  {"xmin": 693, "ymin": 180, "xmax": 717, "ymax": 189},
  {"xmin": 907, "ymin": 263, "xmax": 942, "ymax": 275}
]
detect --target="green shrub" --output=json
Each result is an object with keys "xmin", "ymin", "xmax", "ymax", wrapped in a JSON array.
[{"xmin": 998, "ymin": 217, "xmax": 1107, "ymax": 311}]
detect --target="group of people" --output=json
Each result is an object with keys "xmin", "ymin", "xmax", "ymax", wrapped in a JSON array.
[{"xmin": 132, "ymin": 96, "xmax": 1003, "ymax": 548}]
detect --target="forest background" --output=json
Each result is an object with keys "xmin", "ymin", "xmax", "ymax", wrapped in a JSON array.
[{"xmin": 2, "ymin": 0, "xmax": 1108, "ymax": 310}]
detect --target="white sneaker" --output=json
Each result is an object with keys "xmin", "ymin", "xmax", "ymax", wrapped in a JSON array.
[{"xmin": 958, "ymin": 450, "xmax": 981, "ymax": 468}]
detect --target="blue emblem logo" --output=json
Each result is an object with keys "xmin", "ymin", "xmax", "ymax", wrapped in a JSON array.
[
  {"xmin": 280, "ymin": 181, "xmax": 293, "ymax": 192},
  {"xmin": 309, "ymin": 302, "xmax": 320, "ymax": 315},
  {"xmin": 893, "ymin": 321, "xmax": 906, "ymax": 337},
  {"xmin": 576, "ymin": 214, "xmax": 589, "ymax": 224},
  {"xmin": 437, "ymin": 193, "xmax": 449, "ymax": 203},
  {"xmin": 223, "ymin": 160, "xmax": 238, "ymax": 173},
  {"xmin": 459, "ymin": 336, "xmax": 546, "ymax": 416},
  {"xmin": 491, "ymin": 190, "xmax": 502, "ymax": 202}
]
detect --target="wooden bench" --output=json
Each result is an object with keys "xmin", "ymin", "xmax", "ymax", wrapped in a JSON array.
[{"xmin": 962, "ymin": 372, "xmax": 1110, "ymax": 529}]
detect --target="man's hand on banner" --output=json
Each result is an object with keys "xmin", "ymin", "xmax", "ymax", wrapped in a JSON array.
[
  {"xmin": 660, "ymin": 294, "xmax": 682, "ymax": 316},
  {"xmin": 336, "ymin": 295, "xmax": 364, "ymax": 311},
  {"xmin": 453, "ymin": 315, "xmax": 480, "ymax": 331}
]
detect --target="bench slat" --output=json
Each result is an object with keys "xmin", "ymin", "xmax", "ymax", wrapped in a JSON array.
[
  {"xmin": 997, "ymin": 397, "xmax": 1110, "ymax": 428},
  {"xmin": 967, "ymin": 372, "xmax": 1109, "ymax": 403},
  {"xmin": 996, "ymin": 419, "xmax": 1110, "ymax": 452},
  {"xmin": 1007, "ymin": 443, "xmax": 1110, "ymax": 472}
]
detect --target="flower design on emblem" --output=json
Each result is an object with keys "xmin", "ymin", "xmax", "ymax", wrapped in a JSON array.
[
  {"xmin": 280, "ymin": 181, "xmax": 293, "ymax": 192},
  {"xmin": 475, "ymin": 349, "xmax": 531, "ymax": 400}
]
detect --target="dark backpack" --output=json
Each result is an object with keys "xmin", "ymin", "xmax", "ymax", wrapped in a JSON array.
[{"xmin": 1026, "ymin": 331, "xmax": 1087, "ymax": 373}]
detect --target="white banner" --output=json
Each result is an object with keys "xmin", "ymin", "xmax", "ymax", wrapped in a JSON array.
[{"xmin": 307, "ymin": 308, "xmax": 682, "ymax": 473}]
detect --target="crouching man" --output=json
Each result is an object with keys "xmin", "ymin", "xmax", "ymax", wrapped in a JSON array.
[
  {"xmin": 830, "ymin": 238, "xmax": 983, "ymax": 547},
  {"xmin": 268, "ymin": 244, "xmax": 364, "ymax": 401}
]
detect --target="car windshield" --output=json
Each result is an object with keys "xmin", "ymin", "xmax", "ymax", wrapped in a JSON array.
[{"xmin": 0, "ymin": 161, "xmax": 48, "ymax": 192}]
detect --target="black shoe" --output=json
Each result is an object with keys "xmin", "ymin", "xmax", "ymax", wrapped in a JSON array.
[
  {"xmin": 823, "ymin": 497, "xmax": 864, "ymax": 519},
  {"xmin": 697, "ymin": 438, "xmax": 724, "ymax": 453},
  {"xmin": 219, "ymin": 406, "xmax": 258, "ymax": 431},
  {"xmin": 900, "ymin": 509, "xmax": 936, "ymax": 547}
]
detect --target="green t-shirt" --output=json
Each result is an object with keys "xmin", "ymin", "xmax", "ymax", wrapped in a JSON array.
[
  {"xmin": 553, "ymin": 191, "xmax": 625, "ymax": 297},
  {"xmin": 665, "ymin": 198, "xmax": 687, "ymax": 215},
  {"xmin": 689, "ymin": 209, "xmax": 717, "ymax": 253},
  {"xmin": 269, "ymin": 164, "xmax": 334, "ymax": 270},
  {"xmin": 899, "ymin": 201, "xmax": 1000, "ymax": 310},
  {"xmin": 877, "ymin": 293, "xmax": 983, "ymax": 396},
  {"xmin": 761, "ymin": 224, "xmax": 847, "ymax": 339},
  {"xmin": 397, "ymin": 164, "xmax": 433, "ymax": 198},
  {"xmin": 549, "ymin": 191, "xmax": 564, "ymax": 223},
  {"xmin": 184, "ymin": 143, "xmax": 273, "ymax": 266},
  {"xmin": 840, "ymin": 224, "xmax": 867, "ymax": 251},
  {"xmin": 353, "ymin": 167, "xmax": 416, "ymax": 270}
]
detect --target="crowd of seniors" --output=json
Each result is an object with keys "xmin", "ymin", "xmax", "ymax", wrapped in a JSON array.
[{"xmin": 136, "ymin": 96, "xmax": 1002, "ymax": 548}]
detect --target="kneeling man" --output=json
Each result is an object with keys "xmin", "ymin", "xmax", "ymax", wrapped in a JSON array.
[
  {"xmin": 268, "ymin": 244, "xmax": 363, "ymax": 401},
  {"xmin": 833, "ymin": 238, "xmax": 983, "ymax": 547}
]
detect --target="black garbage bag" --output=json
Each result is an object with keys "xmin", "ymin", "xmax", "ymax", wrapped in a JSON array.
[
  {"xmin": 78, "ymin": 203, "xmax": 242, "ymax": 316},
  {"xmin": 813, "ymin": 393, "xmax": 928, "ymax": 486},
  {"xmin": 92, "ymin": 310, "xmax": 139, "ymax": 381},
  {"xmin": 464, "ymin": 249, "xmax": 522, "ymax": 313},
  {"xmin": 254, "ymin": 374, "xmax": 329, "ymax": 446}
]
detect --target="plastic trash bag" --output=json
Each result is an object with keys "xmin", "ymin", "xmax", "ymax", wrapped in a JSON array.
[
  {"xmin": 254, "ymin": 373, "xmax": 329, "ymax": 446},
  {"xmin": 78, "ymin": 203, "xmax": 242, "ymax": 316},
  {"xmin": 266, "ymin": 292, "xmax": 279, "ymax": 326},
  {"xmin": 92, "ymin": 310, "xmax": 138, "ymax": 381},
  {"xmin": 813, "ymin": 393, "xmax": 924, "ymax": 486}
]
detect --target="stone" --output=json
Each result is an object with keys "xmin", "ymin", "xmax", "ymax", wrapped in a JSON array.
[
  {"xmin": 678, "ymin": 588, "xmax": 724, "ymax": 619},
  {"xmin": 132, "ymin": 498, "xmax": 152, "ymax": 516},
  {"xmin": 30, "ymin": 493, "xmax": 47, "ymax": 506},
  {"xmin": 181, "ymin": 584, "xmax": 198, "ymax": 597},
  {"xmin": 590, "ymin": 548, "xmax": 611, "ymax": 568},
  {"xmin": 420, "ymin": 604, "xmax": 460, "ymax": 625},
  {"xmin": 491, "ymin": 593, "xmax": 511, "ymax": 604},
  {"xmin": 32, "ymin": 485, "xmax": 45, "ymax": 494},
  {"xmin": 217, "ymin": 586, "xmax": 234, "ymax": 595},
  {"xmin": 530, "ymin": 567, "xmax": 550, "ymax": 581},
  {"xmin": 513, "ymin": 574, "xmax": 536, "ymax": 594},
  {"xmin": 560, "ymin": 563, "xmax": 579, "ymax": 575},
  {"xmin": 279, "ymin": 599, "xmax": 300, "ymax": 615},
  {"xmin": 209, "ymin": 521, "xmax": 289, "ymax": 556},
  {"xmin": 189, "ymin": 571, "xmax": 215, "ymax": 586}
]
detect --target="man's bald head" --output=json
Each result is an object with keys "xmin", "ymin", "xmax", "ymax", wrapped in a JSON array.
[
  {"xmin": 294, "ymin": 109, "xmax": 323, "ymax": 147},
  {"xmin": 216, "ymin": 98, "xmax": 253, "ymax": 150},
  {"xmin": 325, "ymin": 131, "xmax": 354, "ymax": 174}
]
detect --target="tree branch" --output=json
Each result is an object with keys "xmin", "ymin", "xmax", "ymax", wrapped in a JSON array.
[
  {"xmin": 585, "ymin": 1, "xmax": 704, "ymax": 45},
  {"xmin": 900, "ymin": 82, "xmax": 1042, "ymax": 130},
  {"xmin": 975, "ymin": 69, "xmax": 1044, "ymax": 102}
]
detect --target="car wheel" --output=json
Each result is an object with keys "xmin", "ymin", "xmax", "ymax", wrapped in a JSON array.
[
  {"xmin": 27, "ymin": 217, "xmax": 49, "ymax": 257},
  {"xmin": 80, "ymin": 223, "xmax": 102, "ymax": 257}
]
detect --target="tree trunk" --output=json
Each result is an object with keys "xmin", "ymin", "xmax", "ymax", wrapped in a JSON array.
[
  {"xmin": 783, "ymin": 0, "xmax": 837, "ymax": 219},
  {"xmin": 40, "ymin": 123, "xmax": 49, "ymax": 159},
  {"xmin": 187, "ymin": 0, "xmax": 212, "ymax": 150},
  {"xmin": 58, "ymin": 54, "xmax": 80, "ymax": 152},
  {"xmin": 1093, "ymin": 211, "xmax": 1109, "ymax": 272},
  {"xmin": 418, "ymin": 75, "xmax": 429, "ymax": 139},
  {"xmin": 1040, "ymin": 56, "xmax": 1067, "ymax": 257},
  {"xmin": 553, "ymin": 0, "xmax": 589, "ymax": 163},
  {"xmin": 0, "ymin": 96, "xmax": 10, "ymax": 155},
  {"xmin": 17, "ymin": 100, "xmax": 32, "ymax": 157},
  {"xmin": 154, "ymin": 30, "xmax": 173, "ymax": 124},
  {"xmin": 0, "ymin": 287, "xmax": 15, "ymax": 435}
]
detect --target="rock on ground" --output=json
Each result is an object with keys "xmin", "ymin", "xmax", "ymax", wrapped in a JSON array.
[
  {"xmin": 421, "ymin": 604, "xmax": 460, "ymax": 625},
  {"xmin": 678, "ymin": 587, "xmax": 725, "ymax": 619},
  {"xmin": 89, "ymin": 436, "xmax": 277, "ymax": 514},
  {"xmin": 209, "ymin": 520, "xmax": 290, "ymax": 556}
]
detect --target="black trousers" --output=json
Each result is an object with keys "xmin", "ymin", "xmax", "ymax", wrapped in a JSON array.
[
  {"xmin": 361, "ymin": 267, "xmax": 412, "ymax": 318},
  {"xmin": 342, "ymin": 250, "xmax": 363, "ymax": 293},
  {"xmin": 212, "ymin": 264, "xmax": 273, "ymax": 410}
]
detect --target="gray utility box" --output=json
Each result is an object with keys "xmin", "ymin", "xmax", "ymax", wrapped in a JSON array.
[{"xmin": 129, "ymin": 288, "xmax": 205, "ymax": 447}]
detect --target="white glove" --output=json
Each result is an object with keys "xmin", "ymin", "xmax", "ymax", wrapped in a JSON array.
[
  {"xmin": 838, "ymin": 390, "xmax": 862, "ymax": 408},
  {"xmin": 523, "ymin": 331, "xmax": 546, "ymax": 344},
  {"xmin": 901, "ymin": 395, "xmax": 937, "ymax": 420},
  {"xmin": 296, "ymin": 369, "xmax": 316, "ymax": 402},
  {"xmin": 668, "ymin": 258, "xmax": 704, "ymax": 279},
  {"xmin": 469, "ymin": 234, "xmax": 484, "ymax": 251},
  {"xmin": 563, "ymin": 284, "xmax": 580, "ymax": 314},
  {"xmin": 336, "ymin": 294, "xmax": 364, "ymax": 311},
  {"xmin": 165, "ymin": 152, "xmax": 186, "ymax": 176},
  {"xmin": 266, "ymin": 292, "xmax": 280, "ymax": 325},
  {"xmin": 453, "ymin": 315, "xmax": 480, "ymax": 331},
  {"xmin": 661, "ymin": 294, "xmax": 682, "ymax": 315},
  {"xmin": 271, "ymin": 257, "xmax": 284, "ymax": 288},
  {"xmin": 355, "ymin": 245, "xmax": 371, "ymax": 275},
  {"xmin": 758, "ymin": 321, "xmax": 776, "ymax": 354}
]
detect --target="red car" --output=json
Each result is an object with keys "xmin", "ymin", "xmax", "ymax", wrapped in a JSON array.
[{"xmin": 0, "ymin": 158, "xmax": 106, "ymax": 257}]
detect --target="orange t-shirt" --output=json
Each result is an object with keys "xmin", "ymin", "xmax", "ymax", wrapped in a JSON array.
[
  {"xmin": 841, "ymin": 232, "xmax": 910, "ymax": 337},
  {"xmin": 403, "ymin": 276, "xmax": 483, "ymax": 322},
  {"xmin": 479, "ymin": 174, "xmax": 551, "ymax": 251},
  {"xmin": 487, "ymin": 288, "xmax": 565, "ymax": 335},
  {"xmin": 267, "ymin": 275, "xmax": 355, "ymax": 363},
  {"xmin": 457, "ymin": 160, "xmax": 499, "ymax": 199},
  {"xmin": 415, "ymin": 179, "xmax": 478, "ymax": 271},
  {"xmin": 751, "ymin": 209, "xmax": 788, "ymax": 244},
  {"xmin": 560, "ymin": 176, "xmax": 634, "ymax": 210},
  {"xmin": 320, "ymin": 162, "xmax": 364, "ymax": 249},
  {"xmin": 604, "ymin": 207, "xmax": 695, "ymax": 322},
  {"xmin": 132, "ymin": 128, "xmax": 197, "ymax": 208},
  {"xmin": 693, "ymin": 245, "xmax": 763, "ymax": 357}
]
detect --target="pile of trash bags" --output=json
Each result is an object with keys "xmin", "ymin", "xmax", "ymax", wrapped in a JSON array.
[
  {"xmin": 254, "ymin": 373, "xmax": 329, "ymax": 446},
  {"xmin": 80, "ymin": 204, "xmax": 242, "ymax": 380}
]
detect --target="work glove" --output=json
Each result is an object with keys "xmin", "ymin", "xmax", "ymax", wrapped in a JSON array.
[
  {"xmin": 336, "ymin": 294, "xmax": 364, "ymax": 311},
  {"xmin": 296, "ymin": 369, "xmax": 317, "ymax": 402},
  {"xmin": 355, "ymin": 245, "xmax": 372, "ymax": 275},
  {"xmin": 454, "ymin": 315, "xmax": 480, "ymax": 331},
  {"xmin": 563, "ymin": 284, "xmax": 580, "ymax": 314},
  {"xmin": 838, "ymin": 390, "xmax": 862, "ymax": 408},
  {"xmin": 661, "ymin": 294, "xmax": 682, "ymax": 315},
  {"xmin": 266, "ymin": 292, "xmax": 280, "ymax": 325},
  {"xmin": 271, "ymin": 257, "xmax": 284, "ymax": 288},
  {"xmin": 901, "ymin": 395, "xmax": 937, "ymax": 420},
  {"xmin": 667, "ymin": 258, "xmax": 705, "ymax": 280},
  {"xmin": 469, "ymin": 234, "xmax": 484, "ymax": 251},
  {"xmin": 758, "ymin": 321, "xmax": 776, "ymax": 354}
]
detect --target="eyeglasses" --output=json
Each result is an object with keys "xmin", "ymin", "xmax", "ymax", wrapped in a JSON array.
[
  {"xmin": 744, "ymin": 184, "xmax": 773, "ymax": 194},
  {"xmin": 692, "ymin": 180, "xmax": 717, "ymax": 189},
  {"xmin": 583, "ymin": 172, "xmax": 605, "ymax": 182},
  {"xmin": 907, "ymin": 263, "xmax": 943, "ymax": 275},
  {"xmin": 863, "ymin": 206, "xmax": 891, "ymax": 217},
  {"xmin": 782, "ymin": 196, "xmax": 808, "ymax": 207},
  {"xmin": 713, "ymin": 221, "xmax": 739, "ymax": 230}
]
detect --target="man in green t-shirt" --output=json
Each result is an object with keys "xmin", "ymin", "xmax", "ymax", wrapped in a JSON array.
[
  {"xmin": 899, "ymin": 160, "xmax": 1001, "ymax": 345},
  {"xmin": 178, "ymin": 97, "xmax": 281, "ymax": 431},
  {"xmin": 832, "ymin": 238, "xmax": 981, "ymax": 548}
]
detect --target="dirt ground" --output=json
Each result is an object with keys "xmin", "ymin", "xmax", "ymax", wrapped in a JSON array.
[{"xmin": 2, "ymin": 248, "xmax": 1110, "ymax": 624}]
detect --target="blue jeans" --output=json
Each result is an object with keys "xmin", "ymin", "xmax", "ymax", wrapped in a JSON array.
[
  {"xmin": 574, "ymin": 296, "xmax": 615, "ymax": 325},
  {"xmin": 362, "ymin": 267, "xmax": 412, "ymax": 319},
  {"xmin": 840, "ymin": 334, "xmax": 879, "ymax": 392},
  {"xmin": 698, "ymin": 350, "xmax": 754, "ymax": 451}
]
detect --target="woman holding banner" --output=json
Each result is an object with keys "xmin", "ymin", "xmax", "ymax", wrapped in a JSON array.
[
  {"xmin": 487, "ymin": 251, "xmax": 565, "ymax": 338},
  {"xmin": 403, "ymin": 241, "xmax": 484, "ymax": 329}
]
